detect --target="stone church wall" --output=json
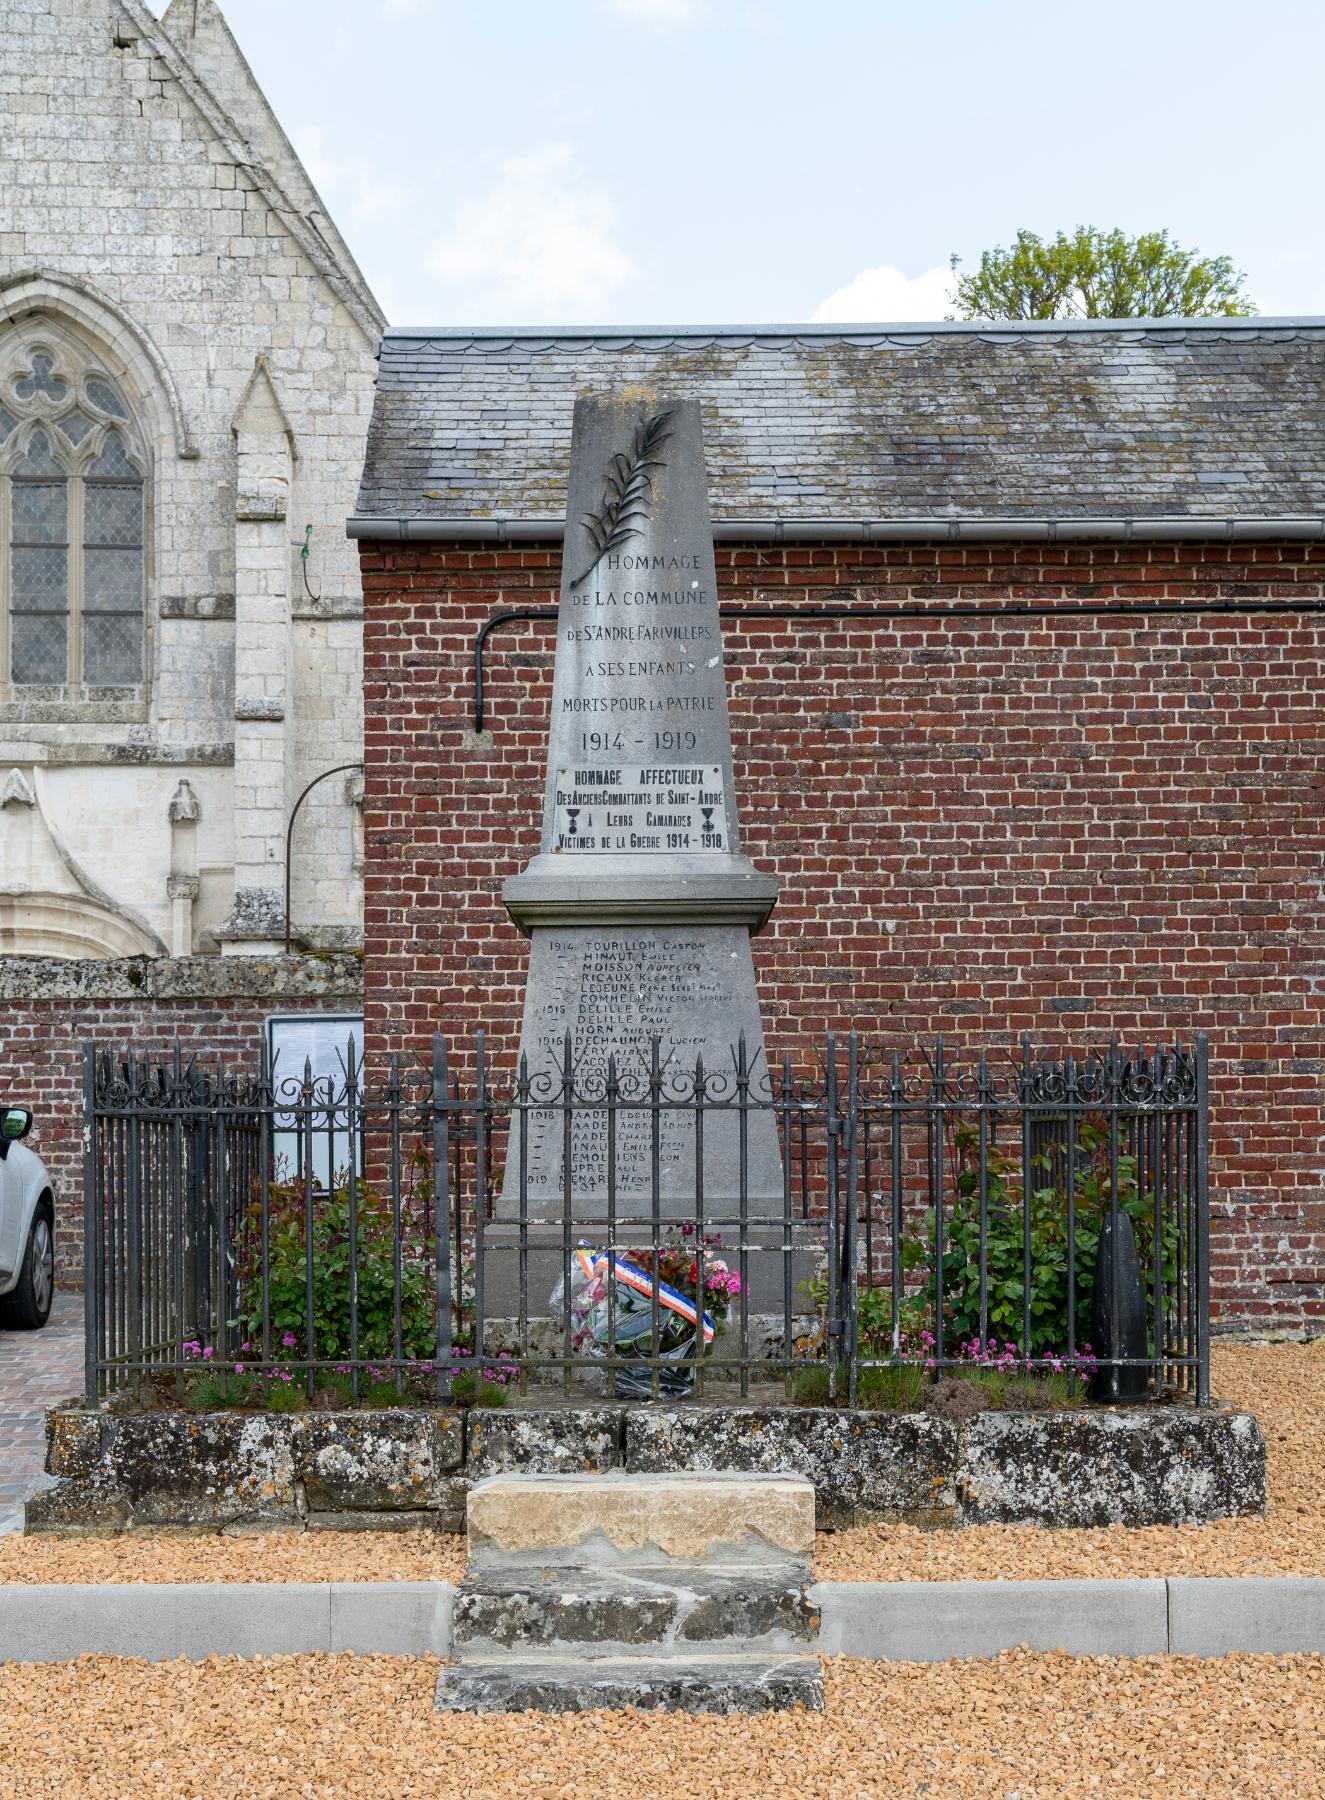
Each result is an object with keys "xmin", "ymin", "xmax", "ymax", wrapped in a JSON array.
[
  {"xmin": 1, "ymin": 0, "xmax": 380, "ymax": 962},
  {"xmin": 358, "ymin": 536, "xmax": 1325, "ymax": 1334}
]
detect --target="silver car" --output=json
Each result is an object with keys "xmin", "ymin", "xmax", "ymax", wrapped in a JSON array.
[{"xmin": 0, "ymin": 1107, "xmax": 54, "ymax": 1329}]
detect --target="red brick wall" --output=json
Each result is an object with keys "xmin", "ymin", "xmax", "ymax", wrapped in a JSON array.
[
  {"xmin": 0, "ymin": 988, "xmax": 354, "ymax": 1281},
  {"xmin": 361, "ymin": 539, "xmax": 1325, "ymax": 1331}
]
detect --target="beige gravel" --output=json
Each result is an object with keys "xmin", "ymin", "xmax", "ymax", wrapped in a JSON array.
[
  {"xmin": 0, "ymin": 1528, "xmax": 465, "ymax": 1586},
  {"xmin": 0, "ymin": 1649, "xmax": 1322, "ymax": 1798},
  {"xmin": 0, "ymin": 1341, "xmax": 1318, "ymax": 1586},
  {"xmin": 815, "ymin": 1337, "xmax": 1325, "ymax": 1581}
]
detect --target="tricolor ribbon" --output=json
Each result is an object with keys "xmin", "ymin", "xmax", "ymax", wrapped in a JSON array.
[{"xmin": 574, "ymin": 1246, "xmax": 716, "ymax": 1343}]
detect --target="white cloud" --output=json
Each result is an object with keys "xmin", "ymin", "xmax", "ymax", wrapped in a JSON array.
[
  {"xmin": 427, "ymin": 144, "xmax": 634, "ymax": 321},
  {"xmin": 606, "ymin": 0, "xmax": 708, "ymax": 27},
  {"xmin": 812, "ymin": 263, "xmax": 954, "ymax": 324}
]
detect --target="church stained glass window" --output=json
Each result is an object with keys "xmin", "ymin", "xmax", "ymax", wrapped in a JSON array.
[{"xmin": 2, "ymin": 335, "xmax": 147, "ymax": 695}]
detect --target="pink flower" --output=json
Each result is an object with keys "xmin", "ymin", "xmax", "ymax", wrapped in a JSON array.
[
  {"xmin": 234, "ymin": 1362, "xmax": 245, "ymax": 1375},
  {"xmin": 202, "ymin": 1346, "xmax": 214, "ymax": 1361},
  {"xmin": 282, "ymin": 1332, "xmax": 297, "ymax": 1349}
]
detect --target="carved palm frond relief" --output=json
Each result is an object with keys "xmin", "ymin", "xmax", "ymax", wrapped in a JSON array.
[{"xmin": 571, "ymin": 408, "xmax": 673, "ymax": 587}]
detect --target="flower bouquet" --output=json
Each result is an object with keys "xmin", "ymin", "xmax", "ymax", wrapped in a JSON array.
[{"xmin": 551, "ymin": 1224, "xmax": 742, "ymax": 1398}]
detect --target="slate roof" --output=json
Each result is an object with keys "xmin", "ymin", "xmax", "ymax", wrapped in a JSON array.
[{"xmin": 351, "ymin": 319, "xmax": 1325, "ymax": 537}]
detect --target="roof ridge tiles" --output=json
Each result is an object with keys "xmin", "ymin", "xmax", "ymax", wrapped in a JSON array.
[{"xmin": 381, "ymin": 316, "xmax": 1325, "ymax": 345}]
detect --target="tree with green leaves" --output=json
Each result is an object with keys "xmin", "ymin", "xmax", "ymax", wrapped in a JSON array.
[{"xmin": 950, "ymin": 227, "xmax": 1256, "ymax": 321}]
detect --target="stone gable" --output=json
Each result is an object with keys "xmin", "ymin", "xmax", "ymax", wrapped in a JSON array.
[{"xmin": 0, "ymin": 0, "xmax": 382, "ymax": 960}]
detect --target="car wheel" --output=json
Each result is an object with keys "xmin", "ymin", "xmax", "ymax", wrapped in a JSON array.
[{"xmin": 0, "ymin": 1205, "xmax": 54, "ymax": 1329}]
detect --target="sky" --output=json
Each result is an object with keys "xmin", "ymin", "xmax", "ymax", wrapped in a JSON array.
[{"xmin": 198, "ymin": 0, "xmax": 1325, "ymax": 329}]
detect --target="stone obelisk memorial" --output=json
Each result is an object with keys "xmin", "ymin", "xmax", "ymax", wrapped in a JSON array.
[{"xmin": 498, "ymin": 396, "xmax": 781, "ymax": 1274}]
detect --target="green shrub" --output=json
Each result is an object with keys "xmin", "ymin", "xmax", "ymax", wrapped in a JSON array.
[
  {"xmin": 184, "ymin": 1371, "xmax": 264, "ymax": 1410},
  {"xmin": 263, "ymin": 1378, "xmax": 305, "ymax": 1412},
  {"xmin": 239, "ymin": 1180, "xmax": 437, "ymax": 1363},
  {"xmin": 450, "ymin": 1369, "xmax": 510, "ymax": 1408},
  {"xmin": 923, "ymin": 1116, "xmax": 1178, "ymax": 1359}
]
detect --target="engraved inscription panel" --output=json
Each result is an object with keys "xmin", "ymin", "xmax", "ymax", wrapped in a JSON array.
[
  {"xmin": 505, "ymin": 926, "xmax": 782, "ymax": 1215},
  {"xmin": 548, "ymin": 547, "xmax": 739, "ymax": 849},
  {"xmin": 553, "ymin": 764, "xmax": 726, "ymax": 853}
]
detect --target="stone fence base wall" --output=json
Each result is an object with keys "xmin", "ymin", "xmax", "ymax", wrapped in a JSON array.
[
  {"xmin": 35, "ymin": 1401, "xmax": 1266, "ymax": 1534},
  {"xmin": 0, "ymin": 954, "xmax": 363, "ymax": 1279}
]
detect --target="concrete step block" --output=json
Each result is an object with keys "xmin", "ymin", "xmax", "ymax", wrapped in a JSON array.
[
  {"xmin": 452, "ymin": 1565, "xmax": 818, "ymax": 1654},
  {"xmin": 434, "ymin": 1652, "xmax": 824, "ymax": 1715},
  {"xmin": 466, "ymin": 1470, "xmax": 815, "ymax": 1568}
]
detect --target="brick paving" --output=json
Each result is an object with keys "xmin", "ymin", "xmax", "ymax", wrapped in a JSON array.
[{"xmin": 0, "ymin": 1291, "xmax": 84, "ymax": 1513}]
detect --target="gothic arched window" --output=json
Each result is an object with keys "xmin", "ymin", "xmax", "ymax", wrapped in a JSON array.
[{"xmin": 1, "ymin": 336, "xmax": 147, "ymax": 695}]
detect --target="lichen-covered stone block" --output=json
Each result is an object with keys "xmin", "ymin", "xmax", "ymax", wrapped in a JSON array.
[
  {"xmin": 23, "ymin": 1477, "xmax": 131, "ymax": 1534},
  {"xmin": 465, "ymin": 1408, "xmax": 623, "ymax": 1477},
  {"xmin": 306, "ymin": 1503, "xmax": 468, "ymax": 1534},
  {"xmin": 29, "ymin": 1412, "xmax": 300, "ymax": 1531},
  {"xmin": 452, "ymin": 1567, "xmax": 818, "ymax": 1653},
  {"xmin": 45, "ymin": 1408, "xmax": 104, "ymax": 1479},
  {"xmin": 626, "ymin": 1408, "xmax": 960, "ymax": 1528},
  {"xmin": 110, "ymin": 1414, "xmax": 299, "ymax": 1527},
  {"xmin": 293, "ymin": 1412, "xmax": 464, "ymax": 1513},
  {"xmin": 957, "ymin": 1408, "xmax": 1266, "ymax": 1527},
  {"xmin": 434, "ymin": 1653, "xmax": 824, "ymax": 1715}
]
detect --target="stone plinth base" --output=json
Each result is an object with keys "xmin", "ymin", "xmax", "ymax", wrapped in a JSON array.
[{"xmin": 442, "ymin": 1469, "xmax": 822, "ymax": 1715}]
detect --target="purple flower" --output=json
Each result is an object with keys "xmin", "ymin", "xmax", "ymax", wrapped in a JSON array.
[
  {"xmin": 281, "ymin": 1332, "xmax": 297, "ymax": 1350},
  {"xmin": 234, "ymin": 1362, "xmax": 245, "ymax": 1375},
  {"xmin": 202, "ymin": 1345, "xmax": 214, "ymax": 1361}
]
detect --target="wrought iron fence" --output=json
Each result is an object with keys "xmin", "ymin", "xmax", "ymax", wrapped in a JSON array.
[{"xmin": 82, "ymin": 1033, "xmax": 1210, "ymax": 1406}]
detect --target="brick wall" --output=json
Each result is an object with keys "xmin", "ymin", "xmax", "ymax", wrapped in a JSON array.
[
  {"xmin": 0, "ymin": 954, "xmax": 362, "ymax": 1280},
  {"xmin": 360, "ymin": 539, "xmax": 1325, "ymax": 1332}
]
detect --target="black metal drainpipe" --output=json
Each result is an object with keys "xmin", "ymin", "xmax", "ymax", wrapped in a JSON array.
[
  {"xmin": 284, "ymin": 763, "xmax": 364, "ymax": 953},
  {"xmin": 472, "ymin": 596, "xmax": 1325, "ymax": 734}
]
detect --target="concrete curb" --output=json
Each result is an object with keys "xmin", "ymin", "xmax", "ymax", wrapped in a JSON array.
[
  {"xmin": 1, "ymin": 1578, "xmax": 1323, "ymax": 1665},
  {"xmin": 1167, "ymin": 1578, "xmax": 1325, "ymax": 1657},
  {"xmin": 0, "ymin": 1582, "xmax": 451, "ymax": 1663},
  {"xmin": 812, "ymin": 1579, "xmax": 1169, "ymax": 1660}
]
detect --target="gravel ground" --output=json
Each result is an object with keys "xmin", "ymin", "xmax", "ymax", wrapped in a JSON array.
[
  {"xmin": 0, "ymin": 1341, "xmax": 1316, "ymax": 1585},
  {"xmin": 0, "ymin": 1528, "xmax": 466, "ymax": 1586},
  {"xmin": 0, "ymin": 1649, "xmax": 1321, "ymax": 1798}
]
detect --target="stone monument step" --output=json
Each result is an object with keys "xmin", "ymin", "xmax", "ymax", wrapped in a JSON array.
[
  {"xmin": 434, "ymin": 1652, "xmax": 824, "ymax": 1716},
  {"xmin": 451, "ymin": 1565, "xmax": 819, "ymax": 1654},
  {"xmin": 466, "ymin": 1471, "xmax": 816, "ymax": 1569}
]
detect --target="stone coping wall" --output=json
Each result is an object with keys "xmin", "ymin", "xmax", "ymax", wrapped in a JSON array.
[
  {"xmin": 33, "ymin": 1401, "xmax": 1265, "ymax": 1534},
  {"xmin": 0, "ymin": 954, "xmax": 362, "ymax": 1278},
  {"xmin": 359, "ymin": 537, "xmax": 1325, "ymax": 1332}
]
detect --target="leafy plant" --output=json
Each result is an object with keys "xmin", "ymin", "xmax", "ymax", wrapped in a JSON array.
[
  {"xmin": 239, "ymin": 1179, "xmax": 437, "ymax": 1363},
  {"xmin": 450, "ymin": 1369, "xmax": 509, "ymax": 1408},
  {"xmin": 797, "ymin": 1242, "xmax": 927, "ymax": 1362},
  {"xmin": 922, "ymin": 1116, "xmax": 1178, "ymax": 1358}
]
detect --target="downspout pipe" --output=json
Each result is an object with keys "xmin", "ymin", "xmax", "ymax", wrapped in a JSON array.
[
  {"xmin": 283, "ymin": 764, "xmax": 363, "ymax": 954},
  {"xmin": 470, "ymin": 595, "xmax": 1325, "ymax": 735}
]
